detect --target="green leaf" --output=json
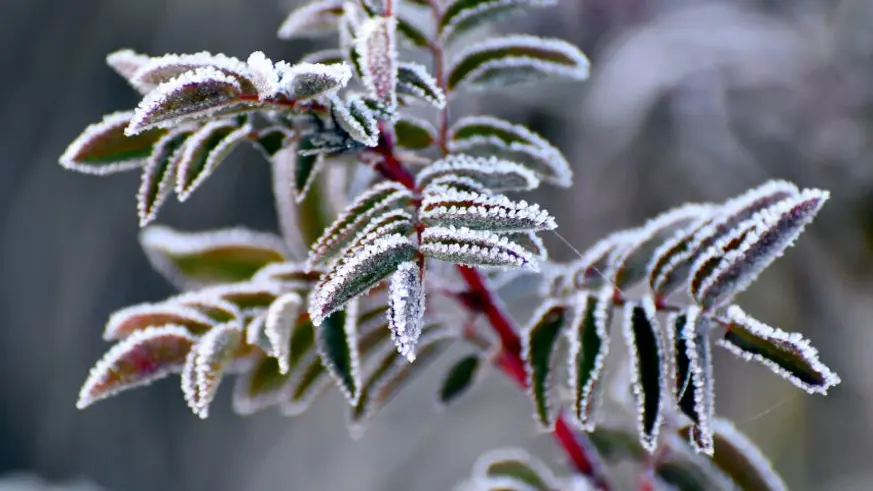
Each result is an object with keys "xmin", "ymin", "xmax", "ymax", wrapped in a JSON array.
[
  {"xmin": 252, "ymin": 126, "xmax": 293, "ymax": 159},
  {"xmin": 420, "ymin": 226, "xmax": 539, "ymax": 271},
  {"xmin": 136, "ymin": 127, "xmax": 190, "ymax": 227},
  {"xmin": 439, "ymin": 0, "xmax": 556, "ymax": 43},
  {"xmin": 294, "ymin": 144, "xmax": 325, "ymax": 203},
  {"xmin": 394, "ymin": 116, "xmax": 436, "ymax": 150},
  {"xmin": 622, "ymin": 299, "xmax": 665, "ymax": 452},
  {"xmin": 184, "ymin": 323, "xmax": 242, "ymax": 418},
  {"xmin": 396, "ymin": 16, "xmax": 430, "ymax": 48},
  {"xmin": 522, "ymin": 300, "xmax": 566, "ymax": 428},
  {"xmin": 60, "ymin": 111, "xmax": 167, "ymax": 174},
  {"xmin": 278, "ymin": 0, "xmax": 345, "ymax": 39},
  {"xmin": 140, "ymin": 225, "xmax": 288, "ymax": 289},
  {"xmin": 176, "ymin": 120, "xmax": 251, "ymax": 201},
  {"xmin": 77, "ymin": 326, "xmax": 195, "ymax": 409},
  {"xmin": 396, "ymin": 62, "xmax": 446, "ymax": 108},
  {"xmin": 567, "ymin": 288, "xmax": 612, "ymax": 430},
  {"xmin": 588, "ymin": 426, "xmax": 647, "ymax": 463},
  {"xmin": 420, "ymin": 187, "xmax": 556, "ymax": 232},
  {"xmin": 316, "ymin": 301, "xmax": 362, "ymax": 404},
  {"xmin": 472, "ymin": 448, "xmax": 559, "ymax": 491},
  {"xmin": 438, "ymin": 354, "xmax": 481, "ymax": 405},
  {"xmin": 708, "ymin": 419, "xmax": 788, "ymax": 491},
  {"xmin": 447, "ymin": 35, "xmax": 589, "ymax": 91},
  {"xmin": 416, "ymin": 154, "xmax": 540, "ymax": 192},
  {"xmin": 104, "ymin": 302, "xmax": 215, "ymax": 340},
  {"xmin": 673, "ymin": 307, "xmax": 715, "ymax": 454},
  {"xmin": 232, "ymin": 353, "xmax": 292, "ymax": 415}
]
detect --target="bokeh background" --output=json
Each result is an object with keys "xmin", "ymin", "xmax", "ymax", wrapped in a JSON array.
[{"xmin": 2, "ymin": 0, "xmax": 873, "ymax": 489}]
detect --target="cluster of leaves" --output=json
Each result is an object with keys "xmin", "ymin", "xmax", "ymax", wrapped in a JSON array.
[
  {"xmin": 524, "ymin": 180, "xmax": 838, "ymax": 466},
  {"xmin": 59, "ymin": 0, "xmax": 839, "ymax": 488}
]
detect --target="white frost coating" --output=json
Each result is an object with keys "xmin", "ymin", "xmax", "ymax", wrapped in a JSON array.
[
  {"xmin": 421, "ymin": 187, "xmax": 556, "ymax": 232},
  {"xmin": 696, "ymin": 189, "xmax": 829, "ymax": 310},
  {"xmin": 140, "ymin": 224, "xmax": 287, "ymax": 288},
  {"xmin": 440, "ymin": 0, "xmax": 557, "ymax": 41},
  {"xmin": 308, "ymin": 181, "xmax": 411, "ymax": 267},
  {"xmin": 331, "ymin": 94, "xmax": 379, "ymax": 147},
  {"xmin": 420, "ymin": 225, "xmax": 539, "ymax": 271},
  {"xmin": 334, "ymin": 209, "xmax": 414, "ymax": 265},
  {"xmin": 423, "ymin": 175, "xmax": 491, "ymax": 195},
  {"xmin": 246, "ymin": 51, "xmax": 280, "ymax": 99},
  {"xmin": 647, "ymin": 218, "xmax": 710, "ymax": 295},
  {"xmin": 265, "ymin": 292, "xmax": 303, "ymax": 374},
  {"xmin": 174, "ymin": 119, "xmax": 237, "ymax": 198},
  {"xmin": 136, "ymin": 128, "xmax": 189, "ymax": 227},
  {"xmin": 232, "ymin": 355, "xmax": 295, "ymax": 416},
  {"xmin": 621, "ymin": 298, "xmax": 665, "ymax": 453},
  {"xmin": 309, "ymin": 233, "xmax": 414, "ymax": 326},
  {"xmin": 388, "ymin": 262, "xmax": 425, "ymax": 361},
  {"xmin": 104, "ymin": 302, "xmax": 214, "ymax": 341},
  {"xmin": 60, "ymin": 111, "xmax": 147, "ymax": 174},
  {"xmin": 720, "ymin": 305, "xmax": 840, "ymax": 394},
  {"xmin": 277, "ymin": 0, "xmax": 344, "ymax": 39},
  {"xmin": 396, "ymin": 62, "xmax": 447, "ymax": 109},
  {"xmin": 449, "ymin": 35, "xmax": 590, "ymax": 89},
  {"xmin": 448, "ymin": 115, "xmax": 571, "ymax": 186},
  {"xmin": 182, "ymin": 122, "xmax": 251, "ymax": 201},
  {"xmin": 189, "ymin": 323, "xmax": 242, "ymax": 418},
  {"xmin": 316, "ymin": 298, "xmax": 363, "ymax": 404},
  {"xmin": 276, "ymin": 61, "xmax": 352, "ymax": 100},
  {"xmin": 470, "ymin": 448, "xmax": 558, "ymax": 489},
  {"xmin": 416, "ymin": 154, "xmax": 539, "ymax": 191},
  {"xmin": 281, "ymin": 350, "xmax": 332, "ymax": 416},
  {"xmin": 270, "ymin": 146, "xmax": 310, "ymax": 259},
  {"xmin": 106, "ymin": 49, "xmax": 151, "ymax": 91},
  {"xmin": 710, "ymin": 418, "xmax": 789, "ymax": 491},
  {"xmin": 355, "ymin": 15, "xmax": 398, "ymax": 109},
  {"xmin": 170, "ymin": 291, "xmax": 243, "ymax": 322},
  {"xmin": 566, "ymin": 287, "xmax": 612, "ymax": 431},
  {"xmin": 252, "ymin": 261, "xmax": 322, "ymax": 284},
  {"xmin": 126, "ymin": 67, "xmax": 242, "ymax": 135},
  {"xmin": 680, "ymin": 305, "xmax": 715, "ymax": 455},
  {"xmin": 522, "ymin": 301, "xmax": 565, "ymax": 425},
  {"xmin": 244, "ymin": 311, "xmax": 269, "ymax": 349},
  {"xmin": 180, "ymin": 349, "xmax": 199, "ymax": 416},
  {"xmin": 301, "ymin": 48, "xmax": 345, "ymax": 65},
  {"xmin": 129, "ymin": 51, "xmax": 252, "ymax": 93},
  {"xmin": 77, "ymin": 325, "xmax": 195, "ymax": 409}
]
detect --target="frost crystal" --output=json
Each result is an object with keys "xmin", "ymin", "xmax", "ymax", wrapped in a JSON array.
[
  {"xmin": 622, "ymin": 298, "xmax": 665, "ymax": 452},
  {"xmin": 127, "ymin": 67, "xmax": 243, "ymax": 135},
  {"xmin": 106, "ymin": 49, "xmax": 151, "ymax": 91},
  {"xmin": 309, "ymin": 233, "xmax": 417, "ymax": 325},
  {"xmin": 678, "ymin": 306, "xmax": 715, "ymax": 455},
  {"xmin": 331, "ymin": 94, "xmax": 379, "ymax": 147},
  {"xmin": 421, "ymin": 187, "xmax": 556, "ymax": 232},
  {"xmin": 315, "ymin": 300, "xmax": 362, "ymax": 404},
  {"xmin": 77, "ymin": 326, "xmax": 195, "ymax": 409},
  {"xmin": 447, "ymin": 35, "xmax": 590, "ymax": 91},
  {"xmin": 420, "ymin": 226, "xmax": 539, "ymax": 271},
  {"xmin": 276, "ymin": 62, "xmax": 352, "ymax": 100},
  {"xmin": 396, "ymin": 62, "xmax": 447, "ymax": 109},
  {"xmin": 246, "ymin": 51, "xmax": 280, "ymax": 99},
  {"xmin": 423, "ymin": 175, "xmax": 491, "ymax": 195},
  {"xmin": 566, "ymin": 286, "xmax": 613, "ymax": 430},
  {"xmin": 188, "ymin": 323, "xmax": 242, "ymax": 418},
  {"xmin": 355, "ymin": 15, "xmax": 398, "ymax": 109},
  {"xmin": 137, "ymin": 127, "xmax": 191, "ymax": 227},
  {"xmin": 695, "ymin": 189, "xmax": 829, "ymax": 309},
  {"xmin": 388, "ymin": 261, "xmax": 426, "ymax": 361},
  {"xmin": 334, "ymin": 210, "xmax": 414, "ymax": 266},
  {"xmin": 174, "ymin": 119, "xmax": 245, "ymax": 200},
  {"xmin": 266, "ymin": 293, "xmax": 303, "ymax": 374},
  {"xmin": 277, "ymin": 0, "xmax": 344, "ymax": 39},
  {"xmin": 416, "ymin": 154, "xmax": 540, "ymax": 191},
  {"xmin": 720, "ymin": 306, "xmax": 840, "ymax": 394}
]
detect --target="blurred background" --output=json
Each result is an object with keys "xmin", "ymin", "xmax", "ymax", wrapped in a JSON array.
[{"xmin": 2, "ymin": 0, "xmax": 873, "ymax": 489}]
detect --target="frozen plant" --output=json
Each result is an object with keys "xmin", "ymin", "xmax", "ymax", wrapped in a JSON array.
[{"xmin": 59, "ymin": 0, "xmax": 839, "ymax": 489}]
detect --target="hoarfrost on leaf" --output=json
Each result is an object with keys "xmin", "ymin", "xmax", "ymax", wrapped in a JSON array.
[
  {"xmin": 709, "ymin": 418, "xmax": 788, "ymax": 491},
  {"xmin": 60, "ymin": 111, "xmax": 166, "ymax": 175},
  {"xmin": 416, "ymin": 154, "xmax": 540, "ymax": 192},
  {"xmin": 265, "ymin": 292, "xmax": 304, "ymax": 374},
  {"xmin": 522, "ymin": 299, "xmax": 567, "ymax": 428},
  {"xmin": 315, "ymin": 301, "xmax": 362, "ymax": 404},
  {"xmin": 277, "ymin": 0, "xmax": 345, "ymax": 39},
  {"xmin": 396, "ymin": 62, "xmax": 447, "ymax": 109},
  {"xmin": 246, "ymin": 51, "xmax": 280, "ymax": 99},
  {"xmin": 622, "ymin": 298, "xmax": 666, "ymax": 452},
  {"xmin": 137, "ymin": 127, "xmax": 191, "ymax": 227},
  {"xmin": 331, "ymin": 94, "xmax": 380, "ymax": 147},
  {"xmin": 674, "ymin": 306, "xmax": 715, "ymax": 455},
  {"xmin": 421, "ymin": 187, "xmax": 556, "ymax": 232},
  {"xmin": 566, "ymin": 287, "xmax": 613, "ymax": 431},
  {"xmin": 129, "ymin": 51, "xmax": 255, "ymax": 94},
  {"xmin": 175, "ymin": 119, "xmax": 251, "ymax": 201},
  {"xmin": 355, "ymin": 15, "xmax": 398, "ymax": 109},
  {"xmin": 104, "ymin": 302, "xmax": 215, "ymax": 341},
  {"xmin": 420, "ymin": 226, "xmax": 539, "ymax": 271},
  {"xmin": 188, "ymin": 323, "xmax": 243, "ymax": 418},
  {"xmin": 388, "ymin": 261, "xmax": 426, "ymax": 361},
  {"xmin": 106, "ymin": 49, "xmax": 152, "ymax": 92},
  {"xmin": 276, "ymin": 62, "xmax": 352, "ymax": 100},
  {"xmin": 440, "ymin": 0, "xmax": 557, "ymax": 42}
]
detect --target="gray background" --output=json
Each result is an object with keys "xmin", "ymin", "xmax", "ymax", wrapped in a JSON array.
[{"xmin": 3, "ymin": 0, "xmax": 873, "ymax": 489}]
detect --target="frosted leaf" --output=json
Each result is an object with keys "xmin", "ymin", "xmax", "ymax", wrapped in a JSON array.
[
  {"xmin": 60, "ymin": 111, "xmax": 166, "ymax": 175},
  {"xmin": 470, "ymin": 448, "xmax": 560, "ymax": 491},
  {"xmin": 420, "ymin": 226, "xmax": 539, "ymax": 271},
  {"xmin": 720, "ymin": 306, "xmax": 840, "ymax": 394},
  {"xmin": 136, "ymin": 127, "xmax": 191, "ymax": 227},
  {"xmin": 421, "ymin": 188, "xmax": 556, "ymax": 232},
  {"xmin": 252, "ymin": 125, "xmax": 294, "ymax": 161},
  {"xmin": 695, "ymin": 189, "xmax": 829, "ymax": 310},
  {"xmin": 315, "ymin": 301, "xmax": 362, "ymax": 404},
  {"xmin": 140, "ymin": 225, "xmax": 287, "ymax": 289},
  {"xmin": 244, "ymin": 311, "xmax": 270, "ymax": 351},
  {"xmin": 647, "ymin": 219, "xmax": 712, "ymax": 297},
  {"xmin": 106, "ymin": 49, "xmax": 152, "ymax": 92},
  {"xmin": 186, "ymin": 323, "xmax": 242, "ymax": 418},
  {"xmin": 396, "ymin": 62, "xmax": 447, "ymax": 109},
  {"xmin": 349, "ymin": 324, "xmax": 454, "ymax": 429},
  {"xmin": 270, "ymin": 145, "xmax": 309, "ymax": 258},
  {"xmin": 521, "ymin": 300, "xmax": 567, "ymax": 428},
  {"xmin": 77, "ymin": 326, "xmax": 195, "ymax": 409},
  {"xmin": 331, "ymin": 94, "xmax": 380, "ymax": 147},
  {"xmin": 394, "ymin": 116, "xmax": 437, "ymax": 150},
  {"xmin": 301, "ymin": 49, "xmax": 346, "ymax": 65},
  {"xmin": 293, "ymin": 147, "xmax": 325, "ymax": 203},
  {"xmin": 170, "ymin": 292, "xmax": 243, "ymax": 324},
  {"xmin": 709, "ymin": 418, "xmax": 788, "ymax": 491},
  {"xmin": 505, "ymin": 231, "xmax": 547, "ymax": 261},
  {"xmin": 232, "ymin": 353, "xmax": 292, "ymax": 415},
  {"xmin": 253, "ymin": 261, "xmax": 321, "ymax": 288},
  {"xmin": 652, "ymin": 180, "xmax": 799, "ymax": 297},
  {"xmin": 334, "ymin": 210, "xmax": 414, "ymax": 265},
  {"xmin": 672, "ymin": 307, "xmax": 715, "ymax": 455},
  {"xmin": 560, "ymin": 229, "xmax": 638, "ymax": 294},
  {"xmin": 126, "ymin": 67, "xmax": 244, "ymax": 135},
  {"xmin": 195, "ymin": 282, "xmax": 283, "ymax": 314},
  {"xmin": 438, "ymin": 353, "xmax": 484, "ymax": 406},
  {"xmin": 440, "ymin": 0, "xmax": 557, "ymax": 42},
  {"xmin": 282, "ymin": 350, "xmax": 333, "ymax": 416},
  {"xmin": 566, "ymin": 287, "xmax": 613, "ymax": 431},
  {"xmin": 264, "ymin": 293, "xmax": 303, "ymax": 374},
  {"xmin": 355, "ymin": 16, "xmax": 398, "ymax": 109},
  {"xmin": 308, "ymin": 181, "xmax": 413, "ymax": 267},
  {"xmin": 447, "ymin": 35, "xmax": 590, "ymax": 91},
  {"xmin": 416, "ymin": 154, "xmax": 540, "ymax": 191},
  {"xmin": 276, "ymin": 62, "xmax": 352, "ymax": 100},
  {"xmin": 396, "ymin": 16, "xmax": 430, "ymax": 49},
  {"xmin": 423, "ymin": 174, "xmax": 491, "ymax": 195},
  {"xmin": 309, "ymin": 234, "xmax": 417, "ymax": 325},
  {"xmin": 245, "ymin": 51, "xmax": 280, "ymax": 99},
  {"xmin": 388, "ymin": 261, "xmax": 426, "ymax": 361},
  {"xmin": 175, "ymin": 120, "xmax": 251, "ymax": 201},
  {"xmin": 130, "ymin": 51, "xmax": 254, "ymax": 93},
  {"xmin": 608, "ymin": 203, "xmax": 713, "ymax": 289},
  {"xmin": 104, "ymin": 302, "xmax": 215, "ymax": 341},
  {"xmin": 277, "ymin": 0, "xmax": 344, "ymax": 39},
  {"xmin": 448, "ymin": 115, "xmax": 571, "ymax": 187},
  {"xmin": 622, "ymin": 298, "xmax": 666, "ymax": 452}
]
